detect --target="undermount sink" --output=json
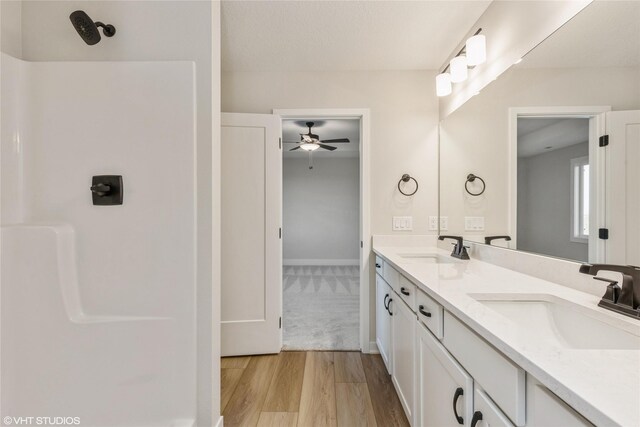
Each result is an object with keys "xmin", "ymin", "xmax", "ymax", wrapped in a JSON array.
[
  {"xmin": 396, "ymin": 253, "xmax": 456, "ymax": 264},
  {"xmin": 471, "ymin": 294, "xmax": 640, "ymax": 350}
]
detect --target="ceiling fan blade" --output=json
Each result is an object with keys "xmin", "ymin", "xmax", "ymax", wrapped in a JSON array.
[
  {"xmin": 283, "ymin": 141, "xmax": 300, "ymax": 144},
  {"xmin": 317, "ymin": 143, "xmax": 337, "ymax": 151},
  {"xmin": 289, "ymin": 146, "xmax": 301, "ymax": 151},
  {"xmin": 320, "ymin": 138, "xmax": 350, "ymax": 143}
]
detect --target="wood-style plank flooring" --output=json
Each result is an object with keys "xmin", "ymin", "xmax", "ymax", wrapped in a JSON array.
[{"xmin": 222, "ymin": 352, "xmax": 410, "ymax": 427}]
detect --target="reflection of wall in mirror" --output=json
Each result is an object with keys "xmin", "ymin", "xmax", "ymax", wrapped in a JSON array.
[
  {"xmin": 517, "ymin": 142, "xmax": 589, "ymax": 262},
  {"xmin": 439, "ymin": 66, "xmax": 640, "ymax": 242}
]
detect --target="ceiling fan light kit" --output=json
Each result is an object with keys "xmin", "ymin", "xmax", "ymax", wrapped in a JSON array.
[
  {"xmin": 436, "ymin": 28, "xmax": 486, "ymax": 97},
  {"xmin": 300, "ymin": 142, "xmax": 320, "ymax": 151},
  {"xmin": 285, "ymin": 121, "xmax": 352, "ymax": 170}
]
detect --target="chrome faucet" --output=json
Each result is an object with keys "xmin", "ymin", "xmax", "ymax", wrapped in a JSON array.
[
  {"xmin": 438, "ymin": 235, "xmax": 470, "ymax": 260},
  {"xmin": 579, "ymin": 264, "xmax": 640, "ymax": 319}
]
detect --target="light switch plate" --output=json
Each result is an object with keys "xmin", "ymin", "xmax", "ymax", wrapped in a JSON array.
[
  {"xmin": 393, "ymin": 216, "xmax": 413, "ymax": 231},
  {"xmin": 428, "ymin": 216, "xmax": 439, "ymax": 231},
  {"xmin": 439, "ymin": 217, "xmax": 449, "ymax": 231},
  {"xmin": 465, "ymin": 216, "xmax": 485, "ymax": 231}
]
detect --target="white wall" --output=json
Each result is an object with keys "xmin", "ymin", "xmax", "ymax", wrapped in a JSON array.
[
  {"xmin": 7, "ymin": 1, "xmax": 220, "ymax": 423},
  {"xmin": 222, "ymin": 70, "xmax": 439, "ymax": 343},
  {"xmin": 518, "ymin": 142, "xmax": 589, "ymax": 261},
  {"xmin": 283, "ymin": 157, "xmax": 359, "ymax": 264},
  {"xmin": 223, "ymin": 70, "xmax": 440, "ymax": 236},
  {"xmin": 440, "ymin": 66, "xmax": 640, "ymax": 241}
]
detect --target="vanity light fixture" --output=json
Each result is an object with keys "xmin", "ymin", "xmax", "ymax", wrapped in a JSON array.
[
  {"xmin": 436, "ymin": 72, "xmax": 452, "ymax": 97},
  {"xmin": 436, "ymin": 28, "xmax": 486, "ymax": 97},
  {"xmin": 450, "ymin": 56, "xmax": 468, "ymax": 83},
  {"xmin": 466, "ymin": 33, "xmax": 486, "ymax": 66}
]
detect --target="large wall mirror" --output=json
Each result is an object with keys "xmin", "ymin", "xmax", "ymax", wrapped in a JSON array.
[{"xmin": 439, "ymin": 0, "xmax": 640, "ymax": 265}]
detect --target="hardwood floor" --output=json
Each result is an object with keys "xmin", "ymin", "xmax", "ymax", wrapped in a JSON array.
[{"xmin": 222, "ymin": 351, "xmax": 409, "ymax": 427}]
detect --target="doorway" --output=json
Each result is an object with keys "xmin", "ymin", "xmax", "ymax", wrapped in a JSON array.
[
  {"xmin": 509, "ymin": 107, "xmax": 609, "ymax": 263},
  {"xmin": 276, "ymin": 109, "xmax": 371, "ymax": 352}
]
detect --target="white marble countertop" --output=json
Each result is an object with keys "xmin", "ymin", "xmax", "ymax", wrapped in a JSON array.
[{"xmin": 373, "ymin": 244, "xmax": 640, "ymax": 427}]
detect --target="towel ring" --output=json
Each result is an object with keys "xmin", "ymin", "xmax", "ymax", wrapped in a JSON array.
[
  {"xmin": 398, "ymin": 174, "xmax": 419, "ymax": 196},
  {"xmin": 465, "ymin": 174, "xmax": 485, "ymax": 196}
]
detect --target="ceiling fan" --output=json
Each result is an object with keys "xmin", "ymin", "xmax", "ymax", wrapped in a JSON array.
[{"xmin": 286, "ymin": 122, "xmax": 350, "ymax": 152}]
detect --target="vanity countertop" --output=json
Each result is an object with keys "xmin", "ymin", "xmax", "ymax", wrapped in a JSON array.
[{"xmin": 373, "ymin": 244, "xmax": 640, "ymax": 427}]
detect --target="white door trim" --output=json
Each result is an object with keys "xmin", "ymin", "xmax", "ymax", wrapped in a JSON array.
[
  {"xmin": 508, "ymin": 106, "xmax": 610, "ymax": 262},
  {"xmin": 273, "ymin": 108, "xmax": 372, "ymax": 353}
]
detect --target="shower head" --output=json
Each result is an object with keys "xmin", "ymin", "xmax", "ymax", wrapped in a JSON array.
[{"xmin": 69, "ymin": 10, "xmax": 116, "ymax": 45}]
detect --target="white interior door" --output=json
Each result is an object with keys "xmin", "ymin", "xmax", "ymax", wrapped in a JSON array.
[
  {"xmin": 221, "ymin": 113, "xmax": 282, "ymax": 356},
  {"xmin": 606, "ymin": 111, "xmax": 640, "ymax": 265}
]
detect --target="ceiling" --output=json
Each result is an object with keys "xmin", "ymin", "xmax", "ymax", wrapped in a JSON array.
[
  {"xmin": 283, "ymin": 119, "xmax": 359, "ymax": 158},
  {"xmin": 517, "ymin": 118, "xmax": 589, "ymax": 158},
  {"xmin": 221, "ymin": 1, "xmax": 491, "ymax": 71},
  {"xmin": 520, "ymin": 0, "xmax": 640, "ymax": 69}
]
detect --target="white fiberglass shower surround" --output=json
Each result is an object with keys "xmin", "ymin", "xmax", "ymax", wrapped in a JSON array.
[{"xmin": 1, "ymin": 54, "xmax": 197, "ymax": 425}]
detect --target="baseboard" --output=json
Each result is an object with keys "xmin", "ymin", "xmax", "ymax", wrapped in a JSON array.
[
  {"xmin": 215, "ymin": 415, "xmax": 224, "ymax": 427},
  {"xmin": 283, "ymin": 259, "xmax": 359, "ymax": 266},
  {"xmin": 368, "ymin": 341, "xmax": 379, "ymax": 354}
]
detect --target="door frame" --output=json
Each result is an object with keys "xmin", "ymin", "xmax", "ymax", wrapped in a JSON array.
[
  {"xmin": 273, "ymin": 108, "xmax": 372, "ymax": 353},
  {"xmin": 508, "ymin": 106, "xmax": 610, "ymax": 262}
]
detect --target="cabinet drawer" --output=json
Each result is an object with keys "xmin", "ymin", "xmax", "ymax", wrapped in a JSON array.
[
  {"xmin": 375, "ymin": 255, "xmax": 384, "ymax": 277},
  {"xmin": 383, "ymin": 262, "xmax": 400, "ymax": 290},
  {"xmin": 443, "ymin": 312, "xmax": 526, "ymax": 426},
  {"xmin": 472, "ymin": 386, "xmax": 515, "ymax": 427},
  {"xmin": 416, "ymin": 289, "xmax": 443, "ymax": 339},
  {"xmin": 395, "ymin": 275, "xmax": 416, "ymax": 311}
]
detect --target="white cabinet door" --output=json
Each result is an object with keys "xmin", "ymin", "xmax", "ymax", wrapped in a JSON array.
[
  {"xmin": 417, "ymin": 322, "xmax": 473, "ymax": 427},
  {"xmin": 391, "ymin": 295, "xmax": 416, "ymax": 425},
  {"xmin": 221, "ymin": 113, "xmax": 282, "ymax": 356},
  {"xmin": 526, "ymin": 378, "xmax": 593, "ymax": 427},
  {"xmin": 471, "ymin": 387, "xmax": 514, "ymax": 427},
  {"xmin": 376, "ymin": 274, "xmax": 393, "ymax": 373}
]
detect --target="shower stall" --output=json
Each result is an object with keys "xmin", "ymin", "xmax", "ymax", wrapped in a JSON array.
[{"xmin": 0, "ymin": 1, "xmax": 216, "ymax": 423}]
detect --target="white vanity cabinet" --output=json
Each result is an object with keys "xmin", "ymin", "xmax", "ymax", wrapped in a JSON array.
[
  {"xmin": 416, "ymin": 321, "xmax": 473, "ymax": 427},
  {"xmin": 373, "ymin": 253, "xmax": 595, "ymax": 427},
  {"xmin": 375, "ymin": 273, "xmax": 393, "ymax": 373},
  {"xmin": 390, "ymin": 291, "xmax": 417, "ymax": 425}
]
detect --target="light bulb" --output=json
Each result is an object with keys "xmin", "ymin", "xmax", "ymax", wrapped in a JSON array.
[
  {"xmin": 300, "ymin": 142, "xmax": 319, "ymax": 151},
  {"xmin": 450, "ymin": 56, "xmax": 468, "ymax": 83},
  {"xmin": 466, "ymin": 34, "xmax": 486, "ymax": 66},
  {"xmin": 436, "ymin": 73, "xmax": 452, "ymax": 97}
]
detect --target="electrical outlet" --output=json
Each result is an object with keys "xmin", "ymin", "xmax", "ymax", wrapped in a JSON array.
[
  {"xmin": 428, "ymin": 216, "xmax": 439, "ymax": 231},
  {"xmin": 439, "ymin": 217, "xmax": 449, "ymax": 231},
  {"xmin": 465, "ymin": 216, "xmax": 485, "ymax": 231},
  {"xmin": 392, "ymin": 216, "xmax": 413, "ymax": 231}
]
